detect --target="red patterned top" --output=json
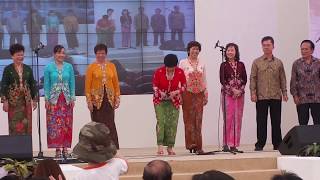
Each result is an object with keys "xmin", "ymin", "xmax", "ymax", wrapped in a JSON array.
[{"xmin": 153, "ymin": 66, "xmax": 187, "ymax": 109}]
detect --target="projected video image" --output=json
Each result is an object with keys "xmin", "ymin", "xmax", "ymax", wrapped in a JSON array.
[
  {"xmin": 310, "ymin": 0, "xmax": 320, "ymax": 57},
  {"xmin": 0, "ymin": 0, "xmax": 195, "ymax": 95}
]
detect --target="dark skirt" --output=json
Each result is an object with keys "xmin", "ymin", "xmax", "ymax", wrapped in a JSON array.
[{"xmin": 91, "ymin": 94, "xmax": 119, "ymax": 149}]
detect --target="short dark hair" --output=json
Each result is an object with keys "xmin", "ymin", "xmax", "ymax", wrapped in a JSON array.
[
  {"xmin": 9, "ymin": 43, "xmax": 25, "ymax": 56},
  {"xmin": 143, "ymin": 160, "xmax": 172, "ymax": 180},
  {"xmin": 107, "ymin": 8, "xmax": 114, "ymax": 13},
  {"xmin": 224, "ymin": 43, "xmax": 240, "ymax": 61},
  {"xmin": 164, "ymin": 54, "xmax": 178, "ymax": 67},
  {"xmin": 33, "ymin": 159, "xmax": 66, "ymax": 180},
  {"xmin": 53, "ymin": 44, "xmax": 64, "ymax": 54},
  {"xmin": 300, "ymin": 39, "xmax": 315, "ymax": 50},
  {"xmin": 192, "ymin": 170, "xmax": 234, "ymax": 180},
  {"xmin": 0, "ymin": 175, "xmax": 20, "ymax": 180},
  {"xmin": 261, "ymin": 36, "xmax": 274, "ymax": 45},
  {"xmin": 187, "ymin": 41, "xmax": 201, "ymax": 56},
  {"xmin": 94, "ymin": 44, "xmax": 108, "ymax": 54},
  {"xmin": 272, "ymin": 172, "xmax": 303, "ymax": 180}
]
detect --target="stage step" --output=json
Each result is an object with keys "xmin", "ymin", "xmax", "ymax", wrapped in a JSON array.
[{"xmin": 121, "ymin": 157, "xmax": 279, "ymax": 180}]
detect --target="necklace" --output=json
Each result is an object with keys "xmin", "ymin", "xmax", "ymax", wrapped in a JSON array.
[
  {"xmin": 188, "ymin": 58, "xmax": 198, "ymax": 71},
  {"xmin": 15, "ymin": 64, "xmax": 24, "ymax": 88},
  {"xmin": 229, "ymin": 61, "xmax": 237, "ymax": 75},
  {"xmin": 166, "ymin": 68, "xmax": 175, "ymax": 92},
  {"xmin": 98, "ymin": 62, "xmax": 107, "ymax": 85}
]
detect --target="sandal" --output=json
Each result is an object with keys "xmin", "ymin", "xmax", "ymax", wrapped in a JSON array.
[
  {"xmin": 167, "ymin": 148, "xmax": 176, "ymax": 155},
  {"xmin": 157, "ymin": 150, "xmax": 164, "ymax": 156},
  {"xmin": 55, "ymin": 148, "xmax": 62, "ymax": 158}
]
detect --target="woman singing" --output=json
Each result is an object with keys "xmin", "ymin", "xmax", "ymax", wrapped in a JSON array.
[
  {"xmin": 44, "ymin": 45, "xmax": 75, "ymax": 157},
  {"xmin": 219, "ymin": 43, "xmax": 247, "ymax": 152}
]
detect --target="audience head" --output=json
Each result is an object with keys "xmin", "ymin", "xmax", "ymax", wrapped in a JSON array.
[
  {"xmin": 143, "ymin": 160, "xmax": 172, "ymax": 180},
  {"xmin": 192, "ymin": 170, "xmax": 234, "ymax": 180},
  {"xmin": 33, "ymin": 159, "xmax": 65, "ymax": 180},
  {"xmin": 73, "ymin": 122, "xmax": 117, "ymax": 163},
  {"xmin": 0, "ymin": 175, "xmax": 20, "ymax": 180},
  {"xmin": 272, "ymin": 172, "xmax": 303, "ymax": 180}
]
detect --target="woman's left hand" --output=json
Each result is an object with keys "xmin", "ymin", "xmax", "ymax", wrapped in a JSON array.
[
  {"xmin": 115, "ymin": 97, "xmax": 120, "ymax": 109},
  {"xmin": 70, "ymin": 101, "xmax": 75, "ymax": 108},
  {"xmin": 32, "ymin": 100, "xmax": 37, "ymax": 110}
]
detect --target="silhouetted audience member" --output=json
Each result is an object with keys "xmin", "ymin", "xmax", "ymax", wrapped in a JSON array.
[
  {"xmin": 192, "ymin": 170, "xmax": 234, "ymax": 180},
  {"xmin": 33, "ymin": 159, "xmax": 66, "ymax": 180},
  {"xmin": 143, "ymin": 160, "xmax": 172, "ymax": 180},
  {"xmin": 0, "ymin": 175, "xmax": 20, "ymax": 180},
  {"xmin": 272, "ymin": 172, "xmax": 303, "ymax": 180}
]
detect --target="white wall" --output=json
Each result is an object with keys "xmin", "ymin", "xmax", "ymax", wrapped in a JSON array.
[{"xmin": 0, "ymin": 0, "xmax": 310, "ymax": 151}]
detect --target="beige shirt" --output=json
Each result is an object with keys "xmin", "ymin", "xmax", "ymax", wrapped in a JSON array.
[{"xmin": 250, "ymin": 55, "xmax": 287, "ymax": 100}]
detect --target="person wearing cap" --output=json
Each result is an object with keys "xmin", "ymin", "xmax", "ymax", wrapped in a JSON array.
[
  {"xmin": 151, "ymin": 8, "xmax": 166, "ymax": 46},
  {"xmin": 134, "ymin": 6, "xmax": 149, "ymax": 47},
  {"xmin": 120, "ymin": 9, "xmax": 132, "ymax": 48},
  {"xmin": 179, "ymin": 41, "xmax": 208, "ymax": 154},
  {"xmin": 85, "ymin": 43, "xmax": 120, "ymax": 149},
  {"xmin": 106, "ymin": 8, "xmax": 115, "ymax": 48},
  {"xmin": 168, "ymin": 5, "xmax": 185, "ymax": 42},
  {"xmin": 152, "ymin": 54, "xmax": 186, "ymax": 155},
  {"xmin": 46, "ymin": 10, "xmax": 60, "ymax": 47},
  {"xmin": 72, "ymin": 122, "xmax": 128, "ymax": 180}
]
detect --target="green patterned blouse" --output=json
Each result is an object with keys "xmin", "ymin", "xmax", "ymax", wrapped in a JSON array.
[{"xmin": 0, "ymin": 63, "xmax": 38, "ymax": 106}]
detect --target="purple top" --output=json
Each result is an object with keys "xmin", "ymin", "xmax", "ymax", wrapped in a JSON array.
[{"xmin": 219, "ymin": 61, "xmax": 247, "ymax": 96}]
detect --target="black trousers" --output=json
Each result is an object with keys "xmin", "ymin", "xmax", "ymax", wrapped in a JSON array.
[
  {"xmin": 153, "ymin": 32, "xmax": 164, "ymax": 46},
  {"xmin": 255, "ymin": 99, "xmax": 282, "ymax": 149},
  {"xmin": 65, "ymin": 33, "xmax": 79, "ymax": 49},
  {"xmin": 296, "ymin": 103, "xmax": 320, "ymax": 125},
  {"xmin": 10, "ymin": 33, "xmax": 22, "ymax": 45},
  {"xmin": 0, "ymin": 33, "xmax": 3, "ymax": 49},
  {"xmin": 136, "ymin": 29, "xmax": 148, "ymax": 46},
  {"xmin": 171, "ymin": 29, "xmax": 183, "ymax": 41}
]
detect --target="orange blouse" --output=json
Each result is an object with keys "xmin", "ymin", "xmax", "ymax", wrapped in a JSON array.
[{"xmin": 85, "ymin": 62, "xmax": 120, "ymax": 109}]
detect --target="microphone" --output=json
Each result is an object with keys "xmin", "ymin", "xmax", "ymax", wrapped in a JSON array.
[
  {"xmin": 214, "ymin": 40, "xmax": 220, "ymax": 49},
  {"xmin": 316, "ymin": 37, "xmax": 320, "ymax": 43},
  {"xmin": 34, "ymin": 42, "xmax": 45, "ymax": 52}
]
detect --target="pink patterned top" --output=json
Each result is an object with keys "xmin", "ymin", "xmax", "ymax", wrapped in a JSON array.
[{"xmin": 179, "ymin": 58, "xmax": 208, "ymax": 98}]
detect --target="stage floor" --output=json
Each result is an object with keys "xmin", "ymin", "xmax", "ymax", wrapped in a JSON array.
[{"xmin": 36, "ymin": 144, "xmax": 281, "ymax": 162}]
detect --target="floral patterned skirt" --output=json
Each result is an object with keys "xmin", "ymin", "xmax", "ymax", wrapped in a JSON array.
[
  {"xmin": 8, "ymin": 94, "xmax": 32, "ymax": 135},
  {"xmin": 46, "ymin": 93, "xmax": 73, "ymax": 148}
]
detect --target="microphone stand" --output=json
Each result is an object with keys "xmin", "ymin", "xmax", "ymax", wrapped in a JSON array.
[
  {"xmin": 216, "ymin": 44, "xmax": 236, "ymax": 155},
  {"xmin": 33, "ymin": 47, "xmax": 45, "ymax": 159}
]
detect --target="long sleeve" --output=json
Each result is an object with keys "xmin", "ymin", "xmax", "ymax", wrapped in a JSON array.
[
  {"xmin": 85, "ymin": 64, "xmax": 93, "ymax": 102},
  {"xmin": 111, "ymin": 64, "xmax": 120, "ymax": 98},
  {"xmin": 279, "ymin": 61, "xmax": 287, "ymax": 96},
  {"xmin": 69, "ymin": 64, "xmax": 76, "ymax": 101},
  {"xmin": 27, "ymin": 66, "xmax": 38, "ymax": 101},
  {"xmin": 219, "ymin": 63, "xmax": 225, "ymax": 85},
  {"xmin": 290, "ymin": 62, "xmax": 298, "ymax": 96},
  {"xmin": 241, "ymin": 62, "xmax": 247, "ymax": 88},
  {"xmin": 153, "ymin": 69, "xmax": 160, "ymax": 94},
  {"xmin": 0, "ymin": 66, "xmax": 10, "ymax": 102},
  {"xmin": 250, "ymin": 61, "xmax": 257, "ymax": 96},
  {"xmin": 43, "ymin": 65, "xmax": 51, "ymax": 101}
]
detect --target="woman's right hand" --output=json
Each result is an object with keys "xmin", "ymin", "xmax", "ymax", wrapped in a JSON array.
[
  {"xmin": 3, "ymin": 101, "xmax": 8, "ymax": 112},
  {"xmin": 87, "ymin": 102, "xmax": 93, "ymax": 112},
  {"xmin": 45, "ymin": 101, "xmax": 50, "ymax": 110}
]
